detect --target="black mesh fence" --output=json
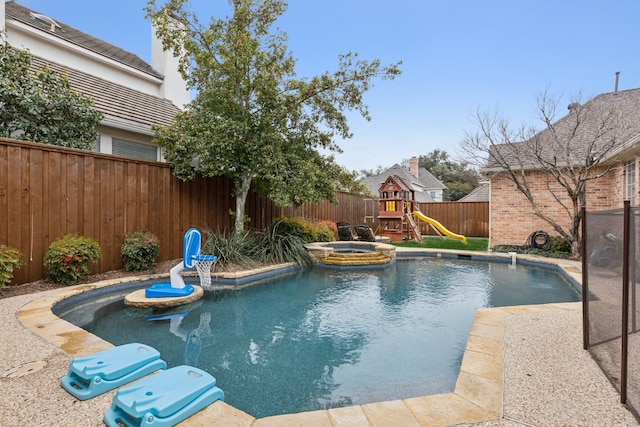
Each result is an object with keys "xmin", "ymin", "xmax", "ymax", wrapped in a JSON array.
[
  {"xmin": 584, "ymin": 204, "xmax": 640, "ymax": 420},
  {"xmin": 627, "ymin": 208, "xmax": 640, "ymax": 419}
]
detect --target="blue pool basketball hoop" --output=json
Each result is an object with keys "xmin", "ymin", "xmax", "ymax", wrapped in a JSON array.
[{"xmin": 145, "ymin": 228, "xmax": 217, "ymax": 298}]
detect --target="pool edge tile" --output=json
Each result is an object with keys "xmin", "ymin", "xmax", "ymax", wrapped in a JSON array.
[
  {"xmin": 465, "ymin": 334, "xmax": 502, "ymax": 357},
  {"xmin": 252, "ymin": 409, "xmax": 332, "ymax": 427},
  {"xmin": 459, "ymin": 349, "xmax": 503, "ymax": 383},
  {"xmin": 360, "ymin": 400, "xmax": 422, "ymax": 427},
  {"xmin": 404, "ymin": 393, "xmax": 498, "ymax": 426},
  {"xmin": 328, "ymin": 405, "xmax": 371, "ymax": 426},
  {"xmin": 177, "ymin": 401, "xmax": 255, "ymax": 427},
  {"xmin": 453, "ymin": 370, "xmax": 502, "ymax": 417},
  {"xmin": 17, "ymin": 289, "xmax": 114, "ymax": 357}
]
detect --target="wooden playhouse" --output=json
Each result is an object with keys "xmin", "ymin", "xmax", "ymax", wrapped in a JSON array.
[{"xmin": 377, "ymin": 175, "xmax": 421, "ymax": 242}]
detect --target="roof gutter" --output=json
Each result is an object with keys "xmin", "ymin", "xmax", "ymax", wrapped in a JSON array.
[
  {"xmin": 482, "ymin": 132, "xmax": 640, "ymax": 174},
  {"xmin": 101, "ymin": 118, "xmax": 155, "ymax": 136}
]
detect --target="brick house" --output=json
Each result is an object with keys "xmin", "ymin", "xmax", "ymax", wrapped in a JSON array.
[
  {"xmin": 483, "ymin": 87, "xmax": 640, "ymax": 248},
  {"xmin": 2, "ymin": 1, "xmax": 187, "ymax": 161}
]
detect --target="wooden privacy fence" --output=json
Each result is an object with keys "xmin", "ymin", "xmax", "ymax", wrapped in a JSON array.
[
  {"xmin": 0, "ymin": 138, "xmax": 370, "ymax": 284},
  {"xmin": 417, "ymin": 201, "xmax": 489, "ymax": 238},
  {"xmin": 1, "ymin": 138, "xmax": 488, "ymax": 285},
  {"xmin": 0, "ymin": 138, "xmax": 237, "ymax": 283}
]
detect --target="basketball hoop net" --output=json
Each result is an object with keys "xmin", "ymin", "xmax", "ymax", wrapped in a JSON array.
[{"xmin": 193, "ymin": 255, "xmax": 217, "ymax": 287}]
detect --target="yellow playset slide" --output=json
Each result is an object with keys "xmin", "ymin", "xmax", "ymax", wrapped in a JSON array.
[{"xmin": 412, "ymin": 211, "xmax": 467, "ymax": 244}]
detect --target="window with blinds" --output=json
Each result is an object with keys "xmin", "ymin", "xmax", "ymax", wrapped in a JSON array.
[
  {"xmin": 112, "ymin": 138, "xmax": 158, "ymax": 161},
  {"xmin": 626, "ymin": 159, "xmax": 636, "ymax": 206}
]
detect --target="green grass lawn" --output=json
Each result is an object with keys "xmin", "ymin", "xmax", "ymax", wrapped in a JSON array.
[{"xmin": 392, "ymin": 236, "xmax": 489, "ymax": 251}]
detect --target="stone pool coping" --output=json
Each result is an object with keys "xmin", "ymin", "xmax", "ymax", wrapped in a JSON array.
[{"xmin": 6, "ymin": 250, "xmax": 636, "ymax": 426}]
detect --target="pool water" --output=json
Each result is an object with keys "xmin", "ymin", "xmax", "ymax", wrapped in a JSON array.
[{"xmin": 61, "ymin": 258, "xmax": 580, "ymax": 418}]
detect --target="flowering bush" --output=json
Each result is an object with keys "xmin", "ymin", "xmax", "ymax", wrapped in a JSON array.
[
  {"xmin": 0, "ymin": 245, "xmax": 24, "ymax": 289},
  {"xmin": 121, "ymin": 230, "xmax": 160, "ymax": 272},
  {"xmin": 43, "ymin": 234, "xmax": 101, "ymax": 286}
]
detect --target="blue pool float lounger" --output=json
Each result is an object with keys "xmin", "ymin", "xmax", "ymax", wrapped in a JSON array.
[
  {"xmin": 60, "ymin": 343, "xmax": 167, "ymax": 401},
  {"xmin": 103, "ymin": 365, "xmax": 224, "ymax": 427},
  {"xmin": 60, "ymin": 343, "xmax": 224, "ymax": 426}
]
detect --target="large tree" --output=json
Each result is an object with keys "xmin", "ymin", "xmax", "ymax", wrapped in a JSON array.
[
  {"xmin": 146, "ymin": 0, "xmax": 401, "ymax": 233},
  {"xmin": 460, "ymin": 90, "xmax": 634, "ymax": 256},
  {"xmin": 0, "ymin": 41, "xmax": 103, "ymax": 149}
]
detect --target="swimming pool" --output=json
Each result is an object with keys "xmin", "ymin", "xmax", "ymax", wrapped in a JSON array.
[{"xmin": 56, "ymin": 257, "xmax": 580, "ymax": 418}]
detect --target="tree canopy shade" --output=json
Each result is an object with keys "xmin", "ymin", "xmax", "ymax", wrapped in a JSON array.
[
  {"xmin": 145, "ymin": 0, "xmax": 401, "ymax": 233},
  {"xmin": 0, "ymin": 41, "xmax": 103, "ymax": 149}
]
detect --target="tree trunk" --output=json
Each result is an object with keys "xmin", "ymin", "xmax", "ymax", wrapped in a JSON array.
[{"xmin": 234, "ymin": 176, "xmax": 253, "ymax": 234}]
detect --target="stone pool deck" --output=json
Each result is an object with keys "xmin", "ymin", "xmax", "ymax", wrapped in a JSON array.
[{"xmin": 1, "ymin": 252, "xmax": 637, "ymax": 426}]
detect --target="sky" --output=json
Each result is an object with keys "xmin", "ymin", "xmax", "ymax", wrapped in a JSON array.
[{"xmin": 15, "ymin": 0, "xmax": 640, "ymax": 172}]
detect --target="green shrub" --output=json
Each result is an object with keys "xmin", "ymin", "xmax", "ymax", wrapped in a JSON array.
[
  {"xmin": 314, "ymin": 221, "xmax": 337, "ymax": 242},
  {"xmin": 492, "ymin": 241, "xmax": 571, "ymax": 259},
  {"xmin": 0, "ymin": 245, "xmax": 25, "ymax": 289},
  {"xmin": 121, "ymin": 230, "xmax": 160, "ymax": 272},
  {"xmin": 549, "ymin": 236, "xmax": 571, "ymax": 254},
  {"xmin": 272, "ymin": 216, "xmax": 336, "ymax": 243},
  {"xmin": 43, "ymin": 234, "xmax": 102, "ymax": 286}
]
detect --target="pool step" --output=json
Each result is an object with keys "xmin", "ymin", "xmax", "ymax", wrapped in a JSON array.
[{"xmin": 321, "ymin": 251, "xmax": 391, "ymax": 266}]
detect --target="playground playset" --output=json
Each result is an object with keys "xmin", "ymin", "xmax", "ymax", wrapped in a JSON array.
[{"xmin": 377, "ymin": 175, "xmax": 466, "ymax": 244}]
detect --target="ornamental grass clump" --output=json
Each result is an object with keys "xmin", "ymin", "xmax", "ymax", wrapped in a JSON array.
[
  {"xmin": 43, "ymin": 234, "xmax": 101, "ymax": 286},
  {"xmin": 201, "ymin": 229, "xmax": 254, "ymax": 268},
  {"xmin": 0, "ymin": 245, "xmax": 24, "ymax": 289},
  {"xmin": 248, "ymin": 220, "xmax": 313, "ymax": 268},
  {"xmin": 121, "ymin": 230, "xmax": 160, "ymax": 272}
]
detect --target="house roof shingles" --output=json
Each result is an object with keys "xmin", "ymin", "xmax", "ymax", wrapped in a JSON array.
[
  {"xmin": 30, "ymin": 56, "xmax": 179, "ymax": 130},
  {"xmin": 6, "ymin": 2, "xmax": 179, "ymax": 131},
  {"xmin": 458, "ymin": 182, "xmax": 489, "ymax": 202},
  {"xmin": 6, "ymin": 2, "xmax": 163, "ymax": 79},
  {"xmin": 485, "ymin": 88, "xmax": 640, "ymax": 172}
]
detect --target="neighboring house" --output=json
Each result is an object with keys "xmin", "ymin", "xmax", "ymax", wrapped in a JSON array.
[
  {"xmin": 482, "ymin": 87, "xmax": 640, "ymax": 247},
  {"xmin": 458, "ymin": 180, "xmax": 490, "ymax": 202},
  {"xmin": 363, "ymin": 156, "xmax": 447, "ymax": 202},
  {"xmin": 1, "ymin": 1, "xmax": 188, "ymax": 161}
]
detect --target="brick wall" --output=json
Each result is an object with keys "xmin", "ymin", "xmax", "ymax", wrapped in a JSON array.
[{"xmin": 490, "ymin": 163, "xmax": 625, "ymax": 246}]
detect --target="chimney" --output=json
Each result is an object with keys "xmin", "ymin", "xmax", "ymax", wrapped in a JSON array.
[
  {"xmin": 152, "ymin": 23, "xmax": 190, "ymax": 109},
  {"xmin": 614, "ymin": 71, "xmax": 620, "ymax": 96},
  {"xmin": 409, "ymin": 156, "xmax": 419, "ymax": 179}
]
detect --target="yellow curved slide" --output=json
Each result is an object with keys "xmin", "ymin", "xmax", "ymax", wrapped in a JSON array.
[{"xmin": 412, "ymin": 211, "xmax": 467, "ymax": 244}]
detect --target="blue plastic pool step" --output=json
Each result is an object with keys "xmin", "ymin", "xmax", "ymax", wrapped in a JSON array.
[
  {"xmin": 60, "ymin": 343, "xmax": 167, "ymax": 400},
  {"xmin": 103, "ymin": 365, "xmax": 224, "ymax": 427}
]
